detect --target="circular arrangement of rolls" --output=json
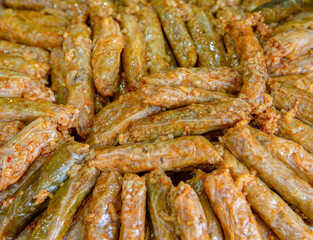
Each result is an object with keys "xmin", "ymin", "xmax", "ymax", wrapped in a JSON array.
[{"xmin": 0, "ymin": 0, "xmax": 313, "ymax": 239}]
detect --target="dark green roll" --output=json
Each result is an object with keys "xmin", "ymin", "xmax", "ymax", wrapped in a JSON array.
[
  {"xmin": 29, "ymin": 165, "xmax": 99, "ymax": 240},
  {"xmin": 0, "ymin": 141, "xmax": 89, "ymax": 238}
]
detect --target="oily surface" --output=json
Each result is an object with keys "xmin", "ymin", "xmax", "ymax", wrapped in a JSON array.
[{"xmin": 1, "ymin": 0, "xmax": 313, "ymax": 239}]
